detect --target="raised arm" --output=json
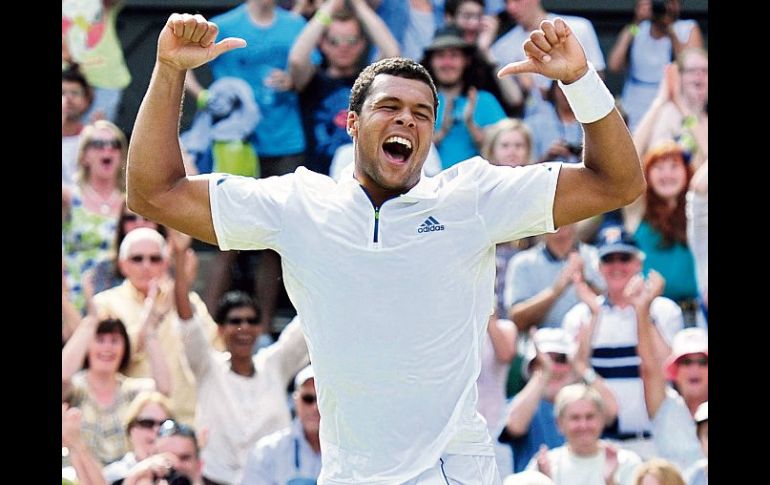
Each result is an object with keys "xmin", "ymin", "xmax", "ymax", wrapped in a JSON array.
[
  {"xmin": 288, "ymin": 0, "xmax": 341, "ymax": 92},
  {"xmin": 627, "ymin": 271, "xmax": 668, "ymax": 418},
  {"xmin": 349, "ymin": 0, "xmax": 400, "ymax": 60},
  {"xmin": 498, "ymin": 19, "xmax": 644, "ymax": 229},
  {"xmin": 126, "ymin": 14, "xmax": 246, "ymax": 244}
]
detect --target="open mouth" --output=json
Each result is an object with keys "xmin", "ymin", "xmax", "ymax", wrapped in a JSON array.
[
  {"xmin": 382, "ymin": 136, "xmax": 413, "ymax": 164},
  {"xmin": 101, "ymin": 157, "xmax": 114, "ymax": 166}
]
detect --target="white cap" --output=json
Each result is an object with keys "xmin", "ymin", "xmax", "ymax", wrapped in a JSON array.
[{"xmin": 294, "ymin": 365, "xmax": 315, "ymax": 389}]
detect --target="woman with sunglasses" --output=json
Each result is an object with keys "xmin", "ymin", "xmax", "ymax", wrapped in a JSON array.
[
  {"xmin": 63, "ymin": 120, "xmax": 128, "ymax": 314},
  {"xmin": 103, "ymin": 391, "xmax": 175, "ymax": 484},
  {"xmin": 171, "ymin": 241, "xmax": 310, "ymax": 485},
  {"xmin": 62, "ymin": 311, "xmax": 172, "ymax": 466},
  {"xmin": 633, "ymin": 271, "xmax": 707, "ymax": 473}
]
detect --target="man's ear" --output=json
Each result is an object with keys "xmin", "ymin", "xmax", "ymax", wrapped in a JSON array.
[{"xmin": 346, "ymin": 111, "xmax": 359, "ymax": 138}]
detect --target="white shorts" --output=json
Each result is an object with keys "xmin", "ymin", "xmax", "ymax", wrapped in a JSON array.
[{"xmin": 407, "ymin": 454, "xmax": 502, "ymax": 485}]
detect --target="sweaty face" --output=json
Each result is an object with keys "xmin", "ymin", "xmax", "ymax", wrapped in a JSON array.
[
  {"xmin": 491, "ymin": 129, "xmax": 530, "ymax": 167},
  {"xmin": 349, "ymin": 74, "xmax": 435, "ymax": 200}
]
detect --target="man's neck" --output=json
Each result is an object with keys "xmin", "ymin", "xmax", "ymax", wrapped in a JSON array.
[
  {"xmin": 62, "ymin": 120, "xmax": 83, "ymax": 137},
  {"xmin": 546, "ymin": 240, "xmax": 575, "ymax": 260},
  {"xmin": 230, "ymin": 355, "xmax": 255, "ymax": 377},
  {"xmin": 327, "ymin": 63, "xmax": 358, "ymax": 79},
  {"xmin": 606, "ymin": 288, "xmax": 630, "ymax": 307},
  {"xmin": 248, "ymin": 0, "xmax": 275, "ymax": 25},
  {"xmin": 439, "ymin": 84, "xmax": 463, "ymax": 98},
  {"xmin": 305, "ymin": 429, "xmax": 321, "ymax": 453}
]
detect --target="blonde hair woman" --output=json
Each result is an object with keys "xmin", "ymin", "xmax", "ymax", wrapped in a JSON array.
[
  {"xmin": 632, "ymin": 458, "xmax": 685, "ymax": 485},
  {"xmin": 481, "ymin": 117, "xmax": 534, "ymax": 167},
  {"xmin": 63, "ymin": 120, "xmax": 128, "ymax": 313}
]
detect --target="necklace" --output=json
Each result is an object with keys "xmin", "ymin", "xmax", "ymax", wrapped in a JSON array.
[{"xmin": 84, "ymin": 184, "xmax": 120, "ymax": 216}]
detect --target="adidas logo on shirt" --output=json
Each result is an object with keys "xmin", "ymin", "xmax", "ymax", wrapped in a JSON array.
[{"xmin": 417, "ymin": 216, "xmax": 445, "ymax": 234}]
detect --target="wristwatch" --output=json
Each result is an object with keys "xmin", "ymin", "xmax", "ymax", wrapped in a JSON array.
[{"xmin": 582, "ymin": 367, "xmax": 598, "ymax": 386}]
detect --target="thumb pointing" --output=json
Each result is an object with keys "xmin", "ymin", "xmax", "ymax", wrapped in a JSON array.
[
  {"xmin": 211, "ymin": 37, "xmax": 247, "ymax": 59},
  {"xmin": 497, "ymin": 59, "xmax": 536, "ymax": 78}
]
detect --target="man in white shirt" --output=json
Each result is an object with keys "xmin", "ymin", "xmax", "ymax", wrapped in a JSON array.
[
  {"xmin": 127, "ymin": 13, "xmax": 643, "ymax": 483},
  {"xmin": 240, "ymin": 365, "xmax": 322, "ymax": 484}
]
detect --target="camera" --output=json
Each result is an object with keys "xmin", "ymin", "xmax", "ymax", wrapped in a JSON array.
[
  {"xmin": 162, "ymin": 468, "xmax": 192, "ymax": 485},
  {"xmin": 566, "ymin": 143, "xmax": 583, "ymax": 156}
]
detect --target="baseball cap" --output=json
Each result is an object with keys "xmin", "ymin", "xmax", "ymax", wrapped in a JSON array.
[
  {"xmin": 521, "ymin": 327, "xmax": 576, "ymax": 380},
  {"xmin": 596, "ymin": 225, "xmax": 643, "ymax": 259}
]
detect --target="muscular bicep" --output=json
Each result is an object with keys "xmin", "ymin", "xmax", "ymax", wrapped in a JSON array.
[
  {"xmin": 136, "ymin": 175, "xmax": 218, "ymax": 245},
  {"xmin": 552, "ymin": 164, "xmax": 622, "ymax": 229}
]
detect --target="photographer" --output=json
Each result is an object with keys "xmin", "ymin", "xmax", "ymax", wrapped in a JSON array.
[
  {"xmin": 608, "ymin": 0, "xmax": 704, "ymax": 130},
  {"xmin": 118, "ymin": 420, "xmax": 202, "ymax": 485},
  {"xmin": 525, "ymin": 81, "xmax": 584, "ymax": 164}
]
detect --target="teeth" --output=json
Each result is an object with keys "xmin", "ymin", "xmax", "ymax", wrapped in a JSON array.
[{"xmin": 385, "ymin": 136, "xmax": 412, "ymax": 150}]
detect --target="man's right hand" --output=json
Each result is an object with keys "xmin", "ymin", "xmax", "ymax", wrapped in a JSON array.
[{"xmin": 158, "ymin": 13, "xmax": 247, "ymax": 71}]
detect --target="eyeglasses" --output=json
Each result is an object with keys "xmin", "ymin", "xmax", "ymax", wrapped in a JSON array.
[
  {"xmin": 158, "ymin": 419, "xmax": 197, "ymax": 440},
  {"xmin": 678, "ymin": 356, "xmax": 708, "ymax": 367},
  {"xmin": 87, "ymin": 139, "xmax": 122, "ymax": 150},
  {"xmin": 457, "ymin": 12, "xmax": 482, "ymax": 21},
  {"xmin": 133, "ymin": 418, "xmax": 165, "ymax": 429},
  {"xmin": 681, "ymin": 67, "xmax": 708, "ymax": 75},
  {"xmin": 300, "ymin": 394, "xmax": 317, "ymax": 405},
  {"xmin": 128, "ymin": 254, "xmax": 164, "ymax": 264},
  {"xmin": 326, "ymin": 35, "xmax": 361, "ymax": 47},
  {"xmin": 601, "ymin": 253, "xmax": 633, "ymax": 264},
  {"xmin": 62, "ymin": 88, "xmax": 86, "ymax": 98},
  {"xmin": 224, "ymin": 316, "xmax": 260, "ymax": 326},
  {"xmin": 547, "ymin": 352, "xmax": 568, "ymax": 364}
]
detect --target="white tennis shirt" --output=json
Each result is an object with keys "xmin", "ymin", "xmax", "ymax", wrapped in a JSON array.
[{"xmin": 210, "ymin": 157, "xmax": 561, "ymax": 483}]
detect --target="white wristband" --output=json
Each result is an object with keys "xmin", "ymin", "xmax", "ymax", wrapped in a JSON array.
[{"xmin": 558, "ymin": 63, "xmax": 615, "ymax": 124}]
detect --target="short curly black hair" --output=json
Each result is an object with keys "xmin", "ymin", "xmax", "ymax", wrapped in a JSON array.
[
  {"xmin": 349, "ymin": 57, "xmax": 438, "ymax": 117},
  {"xmin": 214, "ymin": 290, "xmax": 261, "ymax": 325}
]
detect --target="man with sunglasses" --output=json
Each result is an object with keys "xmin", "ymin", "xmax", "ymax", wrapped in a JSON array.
[
  {"xmin": 129, "ymin": 12, "xmax": 644, "ymax": 483},
  {"xmin": 93, "ymin": 228, "xmax": 221, "ymax": 428},
  {"xmin": 241, "ymin": 365, "xmax": 322, "ymax": 484},
  {"xmin": 174, "ymin": 237, "xmax": 309, "ymax": 485},
  {"xmin": 561, "ymin": 226, "xmax": 683, "ymax": 458},
  {"xmin": 289, "ymin": 0, "xmax": 400, "ymax": 175}
]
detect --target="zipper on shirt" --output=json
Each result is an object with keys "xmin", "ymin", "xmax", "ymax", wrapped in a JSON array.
[{"xmin": 373, "ymin": 206, "xmax": 380, "ymax": 244}]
